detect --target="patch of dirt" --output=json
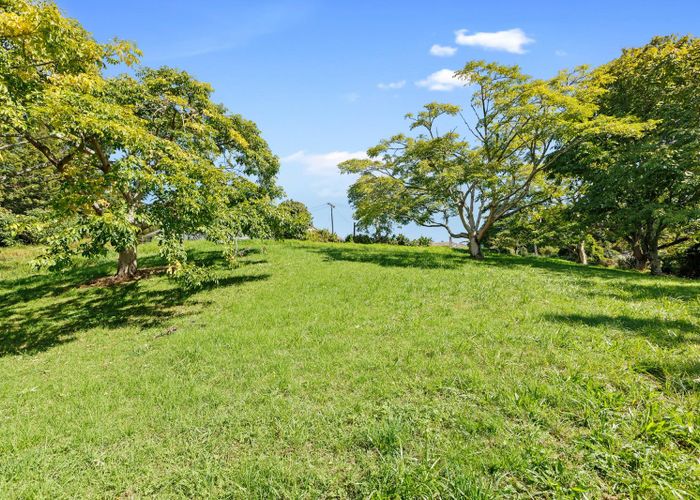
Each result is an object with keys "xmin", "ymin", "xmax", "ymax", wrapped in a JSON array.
[{"xmin": 81, "ymin": 266, "xmax": 168, "ymax": 288}]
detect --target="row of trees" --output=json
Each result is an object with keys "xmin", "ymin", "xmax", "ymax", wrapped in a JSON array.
[
  {"xmin": 341, "ymin": 36, "xmax": 699, "ymax": 276},
  {"xmin": 0, "ymin": 0, "xmax": 307, "ymax": 280}
]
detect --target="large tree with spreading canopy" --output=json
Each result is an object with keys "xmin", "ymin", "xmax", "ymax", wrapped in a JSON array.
[
  {"xmin": 1, "ymin": 0, "xmax": 279, "ymax": 278},
  {"xmin": 340, "ymin": 61, "xmax": 648, "ymax": 258},
  {"xmin": 552, "ymin": 36, "xmax": 700, "ymax": 275}
]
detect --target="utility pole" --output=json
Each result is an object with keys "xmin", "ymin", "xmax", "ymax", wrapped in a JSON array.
[{"xmin": 326, "ymin": 202, "xmax": 335, "ymax": 235}]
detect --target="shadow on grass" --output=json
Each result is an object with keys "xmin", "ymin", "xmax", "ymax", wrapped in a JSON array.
[
  {"xmin": 636, "ymin": 359, "xmax": 700, "ymax": 393},
  {"xmin": 312, "ymin": 246, "xmax": 699, "ymax": 305},
  {"xmin": 0, "ymin": 249, "xmax": 269, "ymax": 357},
  {"xmin": 486, "ymin": 254, "xmax": 700, "ymax": 304},
  {"xmin": 545, "ymin": 313, "xmax": 699, "ymax": 348},
  {"xmin": 313, "ymin": 245, "xmax": 471, "ymax": 270}
]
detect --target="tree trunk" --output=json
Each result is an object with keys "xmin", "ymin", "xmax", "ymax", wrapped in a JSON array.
[
  {"xmin": 117, "ymin": 247, "xmax": 138, "ymax": 278},
  {"xmin": 533, "ymin": 243, "xmax": 539, "ymax": 256},
  {"xmin": 648, "ymin": 241, "xmax": 662, "ymax": 276},
  {"xmin": 469, "ymin": 234, "xmax": 483, "ymax": 259},
  {"xmin": 576, "ymin": 240, "xmax": 588, "ymax": 265},
  {"xmin": 631, "ymin": 239, "xmax": 647, "ymax": 270}
]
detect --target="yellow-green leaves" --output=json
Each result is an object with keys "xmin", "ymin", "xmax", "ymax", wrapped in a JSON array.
[
  {"xmin": 342, "ymin": 59, "xmax": 649, "ymax": 257},
  {"xmin": 1, "ymin": 1, "xmax": 279, "ymax": 277}
]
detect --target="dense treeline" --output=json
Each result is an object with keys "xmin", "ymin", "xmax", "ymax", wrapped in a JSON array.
[{"xmin": 343, "ymin": 36, "xmax": 699, "ymax": 277}]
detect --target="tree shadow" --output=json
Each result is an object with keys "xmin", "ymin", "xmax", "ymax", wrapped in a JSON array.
[
  {"xmin": 0, "ymin": 249, "xmax": 270, "ymax": 357},
  {"xmin": 544, "ymin": 313, "xmax": 699, "ymax": 348},
  {"xmin": 312, "ymin": 245, "xmax": 471, "ymax": 270},
  {"xmin": 486, "ymin": 255, "xmax": 700, "ymax": 304},
  {"xmin": 635, "ymin": 359, "xmax": 700, "ymax": 394}
]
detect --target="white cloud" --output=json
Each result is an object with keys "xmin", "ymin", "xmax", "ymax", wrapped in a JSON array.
[
  {"xmin": 454, "ymin": 28, "xmax": 534, "ymax": 54},
  {"xmin": 377, "ymin": 80, "xmax": 406, "ymax": 90},
  {"xmin": 415, "ymin": 69, "xmax": 463, "ymax": 91},
  {"xmin": 282, "ymin": 150, "xmax": 367, "ymax": 177},
  {"xmin": 281, "ymin": 150, "xmax": 367, "ymax": 198},
  {"xmin": 554, "ymin": 49, "xmax": 567, "ymax": 57},
  {"xmin": 429, "ymin": 44, "xmax": 457, "ymax": 57}
]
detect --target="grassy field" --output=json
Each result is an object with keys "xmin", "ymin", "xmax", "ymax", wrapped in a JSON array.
[{"xmin": 0, "ymin": 240, "xmax": 698, "ymax": 498}]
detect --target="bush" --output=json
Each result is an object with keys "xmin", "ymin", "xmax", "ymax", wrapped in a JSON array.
[
  {"xmin": 678, "ymin": 243, "xmax": 700, "ymax": 278},
  {"xmin": 0, "ymin": 209, "xmax": 16, "ymax": 246},
  {"xmin": 351, "ymin": 234, "xmax": 373, "ymax": 244},
  {"xmin": 394, "ymin": 233, "xmax": 410, "ymax": 246},
  {"xmin": 307, "ymin": 228, "xmax": 340, "ymax": 243},
  {"xmin": 585, "ymin": 235, "xmax": 605, "ymax": 264},
  {"xmin": 274, "ymin": 200, "xmax": 313, "ymax": 240},
  {"xmin": 538, "ymin": 246, "xmax": 559, "ymax": 257},
  {"xmin": 343, "ymin": 232, "xmax": 432, "ymax": 247},
  {"xmin": 663, "ymin": 243, "xmax": 700, "ymax": 278}
]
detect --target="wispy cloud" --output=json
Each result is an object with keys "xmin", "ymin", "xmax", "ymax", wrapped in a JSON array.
[
  {"xmin": 281, "ymin": 150, "xmax": 367, "ymax": 197},
  {"xmin": 429, "ymin": 44, "xmax": 457, "ymax": 57},
  {"xmin": 416, "ymin": 69, "xmax": 463, "ymax": 91},
  {"xmin": 377, "ymin": 80, "xmax": 406, "ymax": 90},
  {"xmin": 454, "ymin": 28, "xmax": 534, "ymax": 54},
  {"xmin": 555, "ymin": 49, "xmax": 567, "ymax": 57},
  {"xmin": 148, "ymin": 2, "xmax": 312, "ymax": 61}
]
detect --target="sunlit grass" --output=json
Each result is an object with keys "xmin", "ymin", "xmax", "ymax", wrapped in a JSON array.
[{"xmin": 0, "ymin": 240, "xmax": 698, "ymax": 497}]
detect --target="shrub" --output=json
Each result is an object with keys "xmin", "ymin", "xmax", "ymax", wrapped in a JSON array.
[
  {"xmin": 352, "ymin": 234, "xmax": 374, "ymax": 244},
  {"xmin": 585, "ymin": 235, "xmax": 605, "ymax": 264},
  {"xmin": 663, "ymin": 243, "xmax": 700, "ymax": 278},
  {"xmin": 414, "ymin": 236, "xmax": 432, "ymax": 247},
  {"xmin": 395, "ymin": 233, "xmax": 410, "ymax": 246},
  {"xmin": 274, "ymin": 200, "xmax": 313, "ymax": 240},
  {"xmin": 0, "ymin": 208, "xmax": 16, "ymax": 246},
  {"xmin": 307, "ymin": 228, "xmax": 340, "ymax": 243},
  {"xmin": 538, "ymin": 246, "xmax": 559, "ymax": 257}
]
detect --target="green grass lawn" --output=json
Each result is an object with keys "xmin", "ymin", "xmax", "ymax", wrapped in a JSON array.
[{"xmin": 0, "ymin": 241, "xmax": 698, "ymax": 498}]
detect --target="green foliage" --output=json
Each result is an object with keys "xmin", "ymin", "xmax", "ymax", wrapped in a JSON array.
[
  {"xmin": 394, "ymin": 233, "xmax": 411, "ymax": 246},
  {"xmin": 341, "ymin": 62, "xmax": 647, "ymax": 258},
  {"xmin": 273, "ymin": 200, "xmax": 312, "ymax": 239},
  {"xmin": 554, "ymin": 36, "xmax": 700, "ymax": 274},
  {"xmin": 345, "ymin": 232, "xmax": 433, "ymax": 247},
  {"xmin": 584, "ymin": 234, "xmax": 605, "ymax": 264},
  {"xmin": 0, "ymin": 3, "xmax": 279, "ymax": 277},
  {"xmin": 662, "ymin": 242, "xmax": 700, "ymax": 278},
  {"xmin": 0, "ymin": 240, "xmax": 698, "ymax": 496},
  {"xmin": 306, "ymin": 228, "xmax": 340, "ymax": 242},
  {"xmin": 678, "ymin": 243, "xmax": 700, "ymax": 278},
  {"xmin": 0, "ymin": 208, "xmax": 16, "ymax": 246}
]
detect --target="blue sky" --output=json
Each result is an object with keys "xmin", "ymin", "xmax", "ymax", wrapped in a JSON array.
[{"xmin": 60, "ymin": 0, "xmax": 700, "ymax": 239}]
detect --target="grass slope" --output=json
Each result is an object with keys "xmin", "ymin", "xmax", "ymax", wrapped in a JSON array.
[{"xmin": 0, "ymin": 241, "xmax": 698, "ymax": 498}]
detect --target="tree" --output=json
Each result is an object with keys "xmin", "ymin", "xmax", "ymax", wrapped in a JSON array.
[
  {"xmin": 1, "ymin": 1, "xmax": 279, "ymax": 278},
  {"xmin": 0, "ymin": 142, "xmax": 57, "ymax": 245},
  {"xmin": 340, "ymin": 62, "xmax": 646, "ymax": 258},
  {"xmin": 273, "ymin": 200, "xmax": 313, "ymax": 239},
  {"xmin": 553, "ymin": 36, "xmax": 700, "ymax": 275}
]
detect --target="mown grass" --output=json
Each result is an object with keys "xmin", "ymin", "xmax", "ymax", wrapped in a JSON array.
[{"xmin": 0, "ymin": 240, "xmax": 698, "ymax": 498}]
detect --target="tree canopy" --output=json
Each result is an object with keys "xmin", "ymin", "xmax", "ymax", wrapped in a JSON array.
[
  {"xmin": 1, "ymin": 0, "xmax": 280, "ymax": 280},
  {"xmin": 552, "ymin": 36, "xmax": 700, "ymax": 274},
  {"xmin": 340, "ymin": 62, "xmax": 648, "ymax": 258}
]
